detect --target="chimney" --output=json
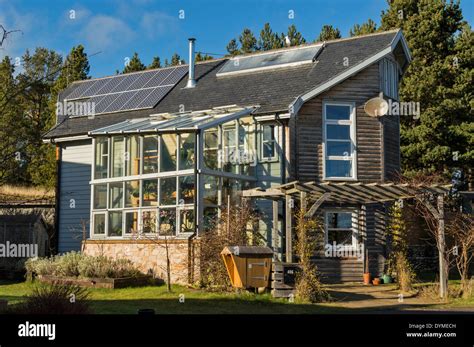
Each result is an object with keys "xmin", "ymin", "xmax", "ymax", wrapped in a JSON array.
[{"xmin": 186, "ymin": 38, "xmax": 196, "ymax": 88}]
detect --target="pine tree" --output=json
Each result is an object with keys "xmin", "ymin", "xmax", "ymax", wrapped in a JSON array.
[
  {"xmin": 258, "ymin": 23, "xmax": 283, "ymax": 50},
  {"xmin": 284, "ymin": 24, "xmax": 306, "ymax": 46},
  {"xmin": 316, "ymin": 25, "xmax": 341, "ymax": 41},
  {"xmin": 148, "ymin": 56, "xmax": 161, "ymax": 69},
  {"xmin": 239, "ymin": 28, "xmax": 258, "ymax": 53},
  {"xmin": 123, "ymin": 52, "xmax": 146, "ymax": 73},
  {"xmin": 380, "ymin": 0, "xmax": 471, "ymax": 183},
  {"xmin": 170, "ymin": 53, "xmax": 183, "ymax": 66},
  {"xmin": 195, "ymin": 52, "xmax": 213, "ymax": 62},
  {"xmin": 226, "ymin": 38, "xmax": 240, "ymax": 56},
  {"xmin": 349, "ymin": 19, "xmax": 378, "ymax": 37}
]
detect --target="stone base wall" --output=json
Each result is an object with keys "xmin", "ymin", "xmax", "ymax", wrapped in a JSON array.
[{"xmin": 83, "ymin": 239, "xmax": 200, "ymax": 285}]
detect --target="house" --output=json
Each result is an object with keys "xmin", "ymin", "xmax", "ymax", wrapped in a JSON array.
[{"xmin": 44, "ymin": 30, "xmax": 418, "ymax": 284}]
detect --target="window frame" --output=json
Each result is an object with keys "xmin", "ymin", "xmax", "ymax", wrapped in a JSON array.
[
  {"xmin": 260, "ymin": 122, "xmax": 278, "ymax": 161},
  {"xmin": 322, "ymin": 101, "xmax": 357, "ymax": 180},
  {"xmin": 324, "ymin": 209, "xmax": 359, "ymax": 250}
]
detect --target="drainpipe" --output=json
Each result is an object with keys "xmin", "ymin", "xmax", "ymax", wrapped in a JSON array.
[{"xmin": 185, "ymin": 38, "xmax": 196, "ymax": 88}]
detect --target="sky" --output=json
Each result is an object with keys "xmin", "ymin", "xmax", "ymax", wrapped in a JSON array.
[{"xmin": 0, "ymin": 0, "xmax": 472, "ymax": 78}]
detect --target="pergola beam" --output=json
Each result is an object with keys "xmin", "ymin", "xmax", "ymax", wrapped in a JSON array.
[{"xmin": 305, "ymin": 192, "xmax": 331, "ymax": 218}]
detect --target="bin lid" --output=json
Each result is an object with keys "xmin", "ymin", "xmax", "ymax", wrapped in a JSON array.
[{"xmin": 221, "ymin": 246, "xmax": 274, "ymax": 256}]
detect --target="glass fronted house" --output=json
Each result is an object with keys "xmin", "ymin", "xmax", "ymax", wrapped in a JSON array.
[{"xmin": 89, "ymin": 107, "xmax": 259, "ymax": 239}]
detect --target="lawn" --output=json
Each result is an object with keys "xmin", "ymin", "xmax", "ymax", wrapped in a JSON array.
[{"xmin": 0, "ymin": 280, "xmax": 471, "ymax": 314}]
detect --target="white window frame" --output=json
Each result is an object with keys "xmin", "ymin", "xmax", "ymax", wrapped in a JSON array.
[
  {"xmin": 322, "ymin": 101, "xmax": 357, "ymax": 180},
  {"xmin": 324, "ymin": 209, "xmax": 359, "ymax": 249},
  {"xmin": 260, "ymin": 122, "xmax": 278, "ymax": 161}
]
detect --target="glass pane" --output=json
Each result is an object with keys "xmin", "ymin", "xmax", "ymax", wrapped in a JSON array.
[
  {"xmin": 125, "ymin": 211, "xmax": 138, "ymax": 234},
  {"xmin": 143, "ymin": 135, "xmax": 158, "ymax": 174},
  {"xmin": 160, "ymin": 134, "xmax": 177, "ymax": 172},
  {"xmin": 240, "ymin": 118, "xmax": 256, "ymax": 175},
  {"xmin": 125, "ymin": 135, "xmax": 140, "ymax": 176},
  {"xmin": 263, "ymin": 142, "xmax": 275, "ymax": 158},
  {"xmin": 179, "ymin": 175, "xmax": 195, "ymax": 205},
  {"xmin": 179, "ymin": 209, "xmax": 194, "ymax": 233},
  {"xmin": 263, "ymin": 124, "xmax": 275, "ymax": 141},
  {"xmin": 203, "ymin": 175, "xmax": 218, "ymax": 205},
  {"xmin": 108, "ymin": 211, "xmax": 123, "ymax": 237},
  {"xmin": 159, "ymin": 209, "xmax": 176, "ymax": 235},
  {"xmin": 111, "ymin": 136, "xmax": 124, "ymax": 177},
  {"xmin": 326, "ymin": 160, "xmax": 352, "ymax": 178},
  {"xmin": 125, "ymin": 180, "xmax": 140, "ymax": 207},
  {"xmin": 327, "ymin": 212, "xmax": 352, "ymax": 228},
  {"xmin": 142, "ymin": 179, "xmax": 158, "ymax": 206},
  {"xmin": 223, "ymin": 124, "xmax": 237, "ymax": 173},
  {"xmin": 326, "ymin": 105, "xmax": 351, "ymax": 120},
  {"xmin": 93, "ymin": 214, "xmax": 105, "ymax": 234},
  {"xmin": 203, "ymin": 128, "xmax": 218, "ymax": 170},
  {"xmin": 222, "ymin": 178, "xmax": 241, "ymax": 205},
  {"xmin": 327, "ymin": 124, "xmax": 350, "ymax": 140},
  {"xmin": 203, "ymin": 207, "xmax": 218, "ymax": 230},
  {"xmin": 94, "ymin": 137, "xmax": 108, "ymax": 179},
  {"xmin": 93, "ymin": 184, "xmax": 107, "ymax": 209},
  {"xmin": 179, "ymin": 133, "xmax": 195, "ymax": 170},
  {"xmin": 328, "ymin": 230, "xmax": 353, "ymax": 245},
  {"xmin": 160, "ymin": 177, "xmax": 176, "ymax": 205},
  {"xmin": 142, "ymin": 210, "xmax": 157, "ymax": 233},
  {"xmin": 109, "ymin": 182, "xmax": 124, "ymax": 208},
  {"xmin": 326, "ymin": 141, "xmax": 351, "ymax": 157}
]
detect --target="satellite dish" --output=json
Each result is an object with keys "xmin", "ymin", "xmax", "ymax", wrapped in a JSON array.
[{"xmin": 364, "ymin": 97, "xmax": 389, "ymax": 117}]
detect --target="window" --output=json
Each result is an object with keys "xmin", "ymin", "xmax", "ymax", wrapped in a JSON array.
[
  {"xmin": 179, "ymin": 208, "xmax": 194, "ymax": 233},
  {"xmin": 325, "ymin": 211, "xmax": 356, "ymax": 247},
  {"xmin": 160, "ymin": 134, "xmax": 177, "ymax": 172},
  {"xmin": 203, "ymin": 175, "xmax": 218, "ymax": 205},
  {"xmin": 93, "ymin": 213, "xmax": 106, "ymax": 235},
  {"xmin": 108, "ymin": 211, "xmax": 123, "ymax": 237},
  {"xmin": 203, "ymin": 128, "xmax": 218, "ymax": 169},
  {"xmin": 223, "ymin": 124, "xmax": 237, "ymax": 173},
  {"xmin": 124, "ymin": 211, "xmax": 138, "ymax": 234},
  {"xmin": 159, "ymin": 208, "xmax": 176, "ymax": 235},
  {"xmin": 125, "ymin": 180, "xmax": 140, "ymax": 208},
  {"xmin": 109, "ymin": 182, "xmax": 124, "ymax": 209},
  {"xmin": 324, "ymin": 103, "xmax": 356, "ymax": 179},
  {"xmin": 261, "ymin": 123, "xmax": 277, "ymax": 159},
  {"xmin": 160, "ymin": 177, "xmax": 176, "ymax": 205},
  {"xmin": 94, "ymin": 137, "xmax": 108, "ymax": 179},
  {"xmin": 143, "ymin": 135, "xmax": 158, "ymax": 174},
  {"xmin": 179, "ymin": 133, "xmax": 195, "ymax": 170},
  {"xmin": 142, "ymin": 210, "xmax": 157, "ymax": 234},
  {"xmin": 93, "ymin": 184, "xmax": 107, "ymax": 209},
  {"xmin": 179, "ymin": 175, "xmax": 195, "ymax": 205},
  {"xmin": 111, "ymin": 136, "xmax": 125, "ymax": 177},
  {"xmin": 142, "ymin": 179, "xmax": 158, "ymax": 207},
  {"xmin": 125, "ymin": 135, "xmax": 140, "ymax": 176}
]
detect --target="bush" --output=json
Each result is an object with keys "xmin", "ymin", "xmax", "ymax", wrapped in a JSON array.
[
  {"xmin": 26, "ymin": 253, "xmax": 141, "ymax": 279},
  {"xmin": 12, "ymin": 282, "xmax": 90, "ymax": 314}
]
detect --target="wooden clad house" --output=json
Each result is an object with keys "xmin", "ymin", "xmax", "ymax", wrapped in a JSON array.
[{"xmin": 44, "ymin": 30, "xmax": 413, "ymax": 284}]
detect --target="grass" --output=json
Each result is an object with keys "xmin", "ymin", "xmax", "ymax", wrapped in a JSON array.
[{"xmin": 0, "ymin": 280, "xmax": 349, "ymax": 314}]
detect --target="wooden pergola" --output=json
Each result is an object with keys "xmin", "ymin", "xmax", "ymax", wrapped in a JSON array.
[{"xmin": 242, "ymin": 180, "xmax": 452, "ymax": 297}]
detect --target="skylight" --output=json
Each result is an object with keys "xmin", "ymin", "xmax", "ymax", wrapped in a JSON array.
[{"xmin": 217, "ymin": 44, "xmax": 323, "ymax": 76}]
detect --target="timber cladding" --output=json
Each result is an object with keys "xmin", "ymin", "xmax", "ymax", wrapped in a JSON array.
[{"xmin": 294, "ymin": 63, "xmax": 383, "ymax": 183}]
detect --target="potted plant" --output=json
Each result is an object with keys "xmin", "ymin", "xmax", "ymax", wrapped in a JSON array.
[
  {"xmin": 363, "ymin": 245, "xmax": 371, "ymax": 285},
  {"xmin": 372, "ymin": 277, "xmax": 381, "ymax": 286},
  {"xmin": 382, "ymin": 273, "xmax": 393, "ymax": 284}
]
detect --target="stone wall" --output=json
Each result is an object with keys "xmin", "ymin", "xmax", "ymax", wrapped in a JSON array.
[{"xmin": 83, "ymin": 238, "xmax": 200, "ymax": 285}]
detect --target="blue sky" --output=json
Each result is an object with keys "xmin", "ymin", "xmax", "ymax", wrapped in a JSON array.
[{"xmin": 1, "ymin": 0, "xmax": 472, "ymax": 77}]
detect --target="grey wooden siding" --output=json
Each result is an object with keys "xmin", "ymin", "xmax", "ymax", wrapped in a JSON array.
[
  {"xmin": 295, "ymin": 63, "xmax": 383, "ymax": 183},
  {"xmin": 383, "ymin": 114, "xmax": 401, "ymax": 180},
  {"xmin": 58, "ymin": 140, "xmax": 92, "ymax": 252}
]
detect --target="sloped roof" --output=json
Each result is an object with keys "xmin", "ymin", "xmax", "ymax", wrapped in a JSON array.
[{"xmin": 44, "ymin": 30, "xmax": 403, "ymax": 139}]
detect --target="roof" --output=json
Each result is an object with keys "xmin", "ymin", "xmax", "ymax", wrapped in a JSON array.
[
  {"xmin": 44, "ymin": 30, "xmax": 404, "ymax": 139},
  {"xmin": 89, "ymin": 106, "xmax": 256, "ymax": 135},
  {"xmin": 0, "ymin": 213, "xmax": 46, "ymax": 225}
]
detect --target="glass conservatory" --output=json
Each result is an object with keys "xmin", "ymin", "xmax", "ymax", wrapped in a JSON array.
[{"xmin": 88, "ymin": 106, "xmax": 258, "ymax": 238}]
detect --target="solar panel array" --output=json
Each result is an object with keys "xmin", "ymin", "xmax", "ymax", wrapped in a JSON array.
[
  {"xmin": 217, "ymin": 44, "xmax": 322, "ymax": 76},
  {"xmin": 62, "ymin": 65, "xmax": 188, "ymax": 115}
]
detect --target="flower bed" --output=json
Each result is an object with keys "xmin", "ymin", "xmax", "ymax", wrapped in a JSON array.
[{"xmin": 36, "ymin": 274, "xmax": 151, "ymax": 289}]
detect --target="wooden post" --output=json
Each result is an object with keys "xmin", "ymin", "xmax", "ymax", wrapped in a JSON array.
[
  {"xmin": 285, "ymin": 195, "xmax": 293, "ymax": 263},
  {"xmin": 437, "ymin": 195, "xmax": 448, "ymax": 299},
  {"xmin": 272, "ymin": 200, "xmax": 279, "ymax": 260}
]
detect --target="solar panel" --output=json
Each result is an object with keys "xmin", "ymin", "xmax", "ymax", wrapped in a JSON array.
[
  {"xmin": 217, "ymin": 44, "xmax": 322, "ymax": 76},
  {"xmin": 63, "ymin": 65, "xmax": 188, "ymax": 116}
]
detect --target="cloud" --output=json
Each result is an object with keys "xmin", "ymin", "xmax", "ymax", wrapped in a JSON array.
[
  {"xmin": 140, "ymin": 11, "xmax": 179, "ymax": 40},
  {"xmin": 80, "ymin": 15, "xmax": 135, "ymax": 52}
]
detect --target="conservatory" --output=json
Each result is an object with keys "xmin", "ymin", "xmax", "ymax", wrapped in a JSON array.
[{"xmin": 88, "ymin": 106, "xmax": 258, "ymax": 239}]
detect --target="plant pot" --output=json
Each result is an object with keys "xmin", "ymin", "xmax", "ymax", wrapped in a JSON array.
[
  {"xmin": 382, "ymin": 274, "xmax": 392, "ymax": 284},
  {"xmin": 363, "ymin": 272, "xmax": 371, "ymax": 285},
  {"xmin": 372, "ymin": 278, "xmax": 381, "ymax": 286}
]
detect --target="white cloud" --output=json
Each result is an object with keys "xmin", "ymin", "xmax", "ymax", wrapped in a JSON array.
[
  {"xmin": 81, "ymin": 15, "xmax": 135, "ymax": 52},
  {"xmin": 140, "ymin": 11, "xmax": 179, "ymax": 39}
]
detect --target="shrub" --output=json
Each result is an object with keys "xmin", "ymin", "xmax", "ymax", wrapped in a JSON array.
[
  {"xmin": 12, "ymin": 282, "xmax": 90, "ymax": 314},
  {"xmin": 78, "ymin": 256, "xmax": 140, "ymax": 278},
  {"xmin": 55, "ymin": 251, "xmax": 83, "ymax": 277}
]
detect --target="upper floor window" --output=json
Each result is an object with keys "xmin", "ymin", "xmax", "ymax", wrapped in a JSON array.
[
  {"xmin": 261, "ymin": 123, "xmax": 277, "ymax": 160},
  {"xmin": 323, "ymin": 103, "xmax": 356, "ymax": 179}
]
